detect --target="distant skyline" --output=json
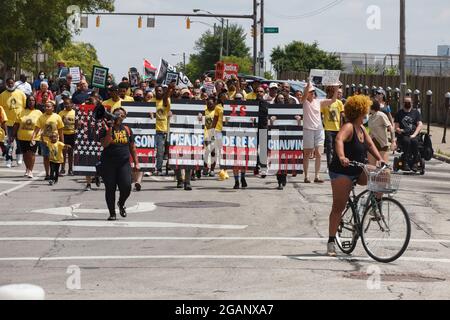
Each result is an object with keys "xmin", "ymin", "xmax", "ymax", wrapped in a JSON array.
[{"xmin": 74, "ymin": 0, "xmax": 450, "ymax": 79}]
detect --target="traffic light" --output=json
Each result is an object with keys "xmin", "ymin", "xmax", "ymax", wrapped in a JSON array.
[
  {"xmin": 96, "ymin": 15, "xmax": 100, "ymax": 27},
  {"xmin": 138, "ymin": 16, "xmax": 142, "ymax": 28},
  {"xmin": 250, "ymin": 26, "xmax": 254, "ymax": 37},
  {"xmin": 186, "ymin": 17, "xmax": 191, "ymax": 29}
]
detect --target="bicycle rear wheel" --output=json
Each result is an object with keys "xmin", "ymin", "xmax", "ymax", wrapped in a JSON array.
[{"xmin": 361, "ymin": 197, "xmax": 411, "ymax": 263}]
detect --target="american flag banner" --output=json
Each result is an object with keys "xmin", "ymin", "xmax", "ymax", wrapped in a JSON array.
[
  {"xmin": 168, "ymin": 100, "xmax": 205, "ymax": 169},
  {"xmin": 220, "ymin": 101, "xmax": 259, "ymax": 170},
  {"xmin": 267, "ymin": 103, "xmax": 304, "ymax": 175},
  {"xmin": 73, "ymin": 104, "xmax": 104, "ymax": 175},
  {"xmin": 122, "ymin": 102, "xmax": 156, "ymax": 172}
]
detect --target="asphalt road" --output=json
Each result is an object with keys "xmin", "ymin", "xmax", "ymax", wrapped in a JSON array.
[{"xmin": 0, "ymin": 154, "xmax": 450, "ymax": 300}]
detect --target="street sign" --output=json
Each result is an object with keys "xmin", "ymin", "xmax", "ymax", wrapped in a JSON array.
[{"xmin": 264, "ymin": 27, "xmax": 279, "ymax": 34}]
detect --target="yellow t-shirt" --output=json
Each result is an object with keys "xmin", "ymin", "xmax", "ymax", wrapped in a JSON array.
[
  {"xmin": 16, "ymin": 109, "xmax": 42, "ymax": 141},
  {"xmin": 102, "ymin": 98, "xmax": 123, "ymax": 113},
  {"xmin": 214, "ymin": 103, "xmax": 224, "ymax": 132},
  {"xmin": 245, "ymin": 92, "xmax": 257, "ymax": 100},
  {"xmin": 321, "ymin": 100, "xmax": 344, "ymax": 132},
  {"xmin": 46, "ymin": 141, "xmax": 65, "ymax": 164},
  {"xmin": 0, "ymin": 128, "xmax": 4, "ymax": 142},
  {"xmin": 154, "ymin": 98, "xmax": 170, "ymax": 133},
  {"xmin": 0, "ymin": 90, "xmax": 27, "ymax": 126},
  {"xmin": 36, "ymin": 113, "xmax": 64, "ymax": 143},
  {"xmin": 0, "ymin": 105, "xmax": 7, "ymax": 141},
  {"xmin": 204, "ymin": 106, "xmax": 216, "ymax": 139},
  {"xmin": 122, "ymin": 95, "xmax": 134, "ymax": 102},
  {"xmin": 59, "ymin": 109, "xmax": 76, "ymax": 135}
]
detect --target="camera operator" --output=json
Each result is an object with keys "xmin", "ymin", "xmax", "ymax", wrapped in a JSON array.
[{"xmin": 99, "ymin": 107, "xmax": 140, "ymax": 220}]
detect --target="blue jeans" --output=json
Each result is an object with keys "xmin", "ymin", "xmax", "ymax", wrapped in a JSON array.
[
  {"xmin": 5, "ymin": 126, "xmax": 22, "ymax": 161},
  {"xmin": 155, "ymin": 132, "xmax": 166, "ymax": 171}
]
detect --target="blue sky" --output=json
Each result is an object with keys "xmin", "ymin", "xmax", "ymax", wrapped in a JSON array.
[{"xmin": 74, "ymin": 0, "xmax": 450, "ymax": 78}]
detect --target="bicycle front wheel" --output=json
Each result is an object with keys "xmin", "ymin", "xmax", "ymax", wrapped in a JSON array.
[{"xmin": 361, "ymin": 197, "xmax": 411, "ymax": 263}]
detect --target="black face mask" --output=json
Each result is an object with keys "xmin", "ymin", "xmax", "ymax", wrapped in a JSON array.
[
  {"xmin": 134, "ymin": 96, "xmax": 144, "ymax": 102},
  {"xmin": 404, "ymin": 103, "xmax": 412, "ymax": 110}
]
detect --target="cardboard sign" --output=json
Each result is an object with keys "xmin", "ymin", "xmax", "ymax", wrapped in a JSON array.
[
  {"xmin": 69, "ymin": 67, "xmax": 81, "ymax": 84},
  {"xmin": 215, "ymin": 62, "xmax": 239, "ymax": 80},
  {"xmin": 309, "ymin": 69, "xmax": 341, "ymax": 86},
  {"xmin": 91, "ymin": 65, "xmax": 109, "ymax": 89},
  {"xmin": 156, "ymin": 58, "xmax": 193, "ymax": 88}
]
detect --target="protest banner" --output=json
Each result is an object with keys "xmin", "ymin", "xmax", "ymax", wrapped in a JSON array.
[
  {"xmin": 220, "ymin": 101, "xmax": 259, "ymax": 170},
  {"xmin": 122, "ymin": 102, "xmax": 156, "ymax": 172},
  {"xmin": 69, "ymin": 67, "xmax": 81, "ymax": 84},
  {"xmin": 73, "ymin": 104, "xmax": 104, "ymax": 175},
  {"xmin": 156, "ymin": 58, "xmax": 193, "ymax": 88},
  {"xmin": 215, "ymin": 62, "xmax": 239, "ymax": 80},
  {"xmin": 91, "ymin": 65, "xmax": 109, "ymax": 89},
  {"xmin": 267, "ymin": 104, "xmax": 304, "ymax": 175},
  {"xmin": 143, "ymin": 59, "xmax": 157, "ymax": 80},
  {"xmin": 128, "ymin": 67, "xmax": 140, "ymax": 88},
  {"xmin": 167, "ymin": 101, "xmax": 205, "ymax": 169},
  {"xmin": 309, "ymin": 69, "xmax": 341, "ymax": 86}
]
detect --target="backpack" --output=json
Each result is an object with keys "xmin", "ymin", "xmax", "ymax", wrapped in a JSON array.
[{"xmin": 422, "ymin": 133, "xmax": 434, "ymax": 161}]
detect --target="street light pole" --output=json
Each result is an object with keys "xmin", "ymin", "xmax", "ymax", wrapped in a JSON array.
[
  {"xmin": 219, "ymin": 17, "xmax": 224, "ymax": 61},
  {"xmin": 253, "ymin": 0, "xmax": 258, "ymax": 75}
]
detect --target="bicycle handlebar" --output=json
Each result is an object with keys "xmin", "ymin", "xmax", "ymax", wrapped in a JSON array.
[{"xmin": 349, "ymin": 161, "xmax": 390, "ymax": 171}]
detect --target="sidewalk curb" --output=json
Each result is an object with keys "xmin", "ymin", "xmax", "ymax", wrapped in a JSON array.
[{"xmin": 434, "ymin": 153, "xmax": 450, "ymax": 164}]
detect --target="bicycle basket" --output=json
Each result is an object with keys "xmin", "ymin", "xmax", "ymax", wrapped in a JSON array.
[{"xmin": 367, "ymin": 168, "xmax": 400, "ymax": 193}]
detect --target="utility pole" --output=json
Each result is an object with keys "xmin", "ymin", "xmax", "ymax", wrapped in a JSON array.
[
  {"xmin": 226, "ymin": 19, "xmax": 229, "ymax": 56},
  {"xmin": 183, "ymin": 52, "xmax": 186, "ymax": 73},
  {"xmin": 399, "ymin": 0, "xmax": 407, "ymax": 107},
  {"xmin": 219, "ymin": 18, "xmax": 224, "ymax": 61},
  {"xmin": 260, "ymin": 0, "xmax": 264, "ymax": 77},
  {"xmin": 253, "ymin": 0, "xmax": 258, "ymax": 75}
]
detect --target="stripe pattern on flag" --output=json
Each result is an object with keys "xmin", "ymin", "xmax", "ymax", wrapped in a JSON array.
[
  {"xmin": 267, "ymin": 104, "xmax": 304, "ymax": 174},
  {"xmin": 73, "ymin": 104, "xmax": 104, "ymax": 175},
  {"xmin": 220, "ymin": 101, "xmax": 259, "ymax": 170}
]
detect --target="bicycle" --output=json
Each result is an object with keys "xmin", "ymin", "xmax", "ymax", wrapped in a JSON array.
[{"xmin": 335, "ymin": 161, "xmax": 411, "ymax": 263}]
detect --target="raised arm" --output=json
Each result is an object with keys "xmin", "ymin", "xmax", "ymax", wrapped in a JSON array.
[{"xmin": 320, "ymin": 86, "xmax": 338, "ymax": 108}]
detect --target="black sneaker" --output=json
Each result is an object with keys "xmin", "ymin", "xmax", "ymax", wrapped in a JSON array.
[
  {"xmin": 60, "ymin": 169, "xmax": 66, "ymax": 175},
  {"xmin": 107, "ymin": 215, "xmax": 117, "ymax": 221},
  {"xmin": 277, "ymin": 184, "xmax": 284, "ymax": 190},
  {"xmin": 196, "ymin": 170, "xmax": 202, "ymax": 179},
  {"xmin": 49, "ymin": 180, "xmax": 54, "ymax": 186},
  {"xmin": 94, "ymin": 176, "xmax": 101, "ymax": 187},
  {"xmin": 85, "ymin": 184, "xmax": 92, "ymax": 191},
  {"xmin": 240, "ymin": 177, "xmax": 248, "ymax": 189},
  {"xmin": 68, "ymin": 170, "xmax": 74, "ymax": 176},
  {"xmin": 233, "ymin": 182, "xmax": 240, "ymax": 189},
  {"xmin": 411, "ymin": 163, "xmax": 419, "ymax": 172},
  {"xmin": 177, "ymin": 181, "xmax": 183, "ymax": 188},
  {"xmin": 44, "ymin": 175, "xmax": 51, "ymax": 181},
  {"xmin": 118, "ymin": 202, "xmax": 127, "ymax": 218},
  {"xmin": 135, "ymin": 183, "xmax": 141, "ymax": 191},
  {"xmin": 184, "ymin": 183, "xmax": 192, "ymax": 191}
]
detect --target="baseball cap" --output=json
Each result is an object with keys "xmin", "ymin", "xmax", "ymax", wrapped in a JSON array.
[
  {"xmin": 309, "ymin": 86, "xmax": 316, "ymax": 92},
  {"xmin": 269, "ymin": 82, "xmax": 278, "ymax": 89},
  {"xmin": 234, "ymin": 93, "xmax": 244, "ymax": 99},
  {"xmin": 61, "ymin": 91, "xmax": 71, "ymax": 99},
  {"xmin": 181, "ymin": 88, "xmax": 191, "ymax": 95},
  {"xmin": 376, "ymin": 89, "xmax": 386, "ymax": 96}
]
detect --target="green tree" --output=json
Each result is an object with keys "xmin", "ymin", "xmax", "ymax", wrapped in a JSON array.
[
  {"xmin": 271, "ymin": 41, "xmax": 343, "ymax": 74},
  {"xmin": 185, "ymin": 24, "xmax": 251, "ymax": 80},
  {"xmin": 0, "ymin": 0, "xmax": 114, "ymax": 77}
]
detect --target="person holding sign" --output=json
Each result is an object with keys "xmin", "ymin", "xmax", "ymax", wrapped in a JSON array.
[{"xmin": 301, "ymin": 78, "xmax": 338, "ymax": 183}]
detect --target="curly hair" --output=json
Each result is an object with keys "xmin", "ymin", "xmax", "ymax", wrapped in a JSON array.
[{"xmin": 344, "ymin": 95, "xmax": 372, "ymax": 122}]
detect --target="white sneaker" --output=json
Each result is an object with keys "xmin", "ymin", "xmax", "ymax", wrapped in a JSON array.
[
  {"xmin": 327, "ymin": 242, "xmax": 337, "ymax": 257},
  {"xmin": 28, "ymin": 171, "xmax": 34, "ymax": 179},
  {"xmin": 144, "ymin": 172, "xmax": 151, "ymax": 177},
  {"xmin": 17, "ymin": 154, "xmax": 23, "ymax": 165},
  {"xmin": 6, "ymin": 160, "xmax": 12, "ymax": 168}
]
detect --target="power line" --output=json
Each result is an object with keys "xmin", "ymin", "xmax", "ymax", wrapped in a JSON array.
[{"xmin": 267, "ymin": 0, "xmax": 345, "ymax": 20}]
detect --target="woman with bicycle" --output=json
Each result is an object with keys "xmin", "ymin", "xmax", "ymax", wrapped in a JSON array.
[{"xmin": 327, "ymin": 95, "xmax": 384, "ymax": 257}]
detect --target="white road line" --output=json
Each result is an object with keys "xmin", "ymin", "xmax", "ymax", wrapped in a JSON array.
[
  {"xmin": 0, "ymin": 172, "xmax": 46, "ymax": 197},
  {"xmin": 0, "ymin": 168, "xmax": 41, "ymax": 174},
  {"xmin": 31, "ymin": 202, "xmax": 157, "ymax": 216},
  {"xmin": 0, "ymin": 221, "xmax": 247, "ymax": 230},
  {"xmin": 0, "ymin": 180, "xmax": 23, "ymax": 185},
  {"xmin": 0, "ymin": 236, "xmax": 449, "ymax": 243},
  {"xmin": 0, "ymin": 254, "xmax": 449, "ymax": 264}
]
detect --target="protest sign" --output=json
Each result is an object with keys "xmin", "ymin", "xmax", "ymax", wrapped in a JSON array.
[
  {"xmin": 128, "ymin": 67, "xmax": 140, "ymax": 88},
  {"xmin": 69, "ymin": 67, "xmax": 81, "ymax": 84},
  {"xmin": 267, "ymin": 104, "xmax": 304, "ymax": 175},
  {"xmin": 156, "ymin": 58, "xmax": 193, "ymax": 88},
  {"xmin": 309, "ymin": 69, "xmax": 341, "ymax": 86},
  {"xmin": 215, "ymin": 62, "xmax": 239, "ymax": 80},
  {"xmin": 167, "ymin": 101, "xmax": 205, "ymax": 169},
  {"xmin": 73, "ymin": 104, "xmax": 104, "ymax": 175},
  {"xmin": 220, "ymin": 101, "xmax": 259, "ymax": 170},
  {"xmin": 91, "ymin": 65, "xmax": 109, "ymax": 89},
  {"xmin": 122, "ymin": 102, "xmax": 156, "ymax": 172}
]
